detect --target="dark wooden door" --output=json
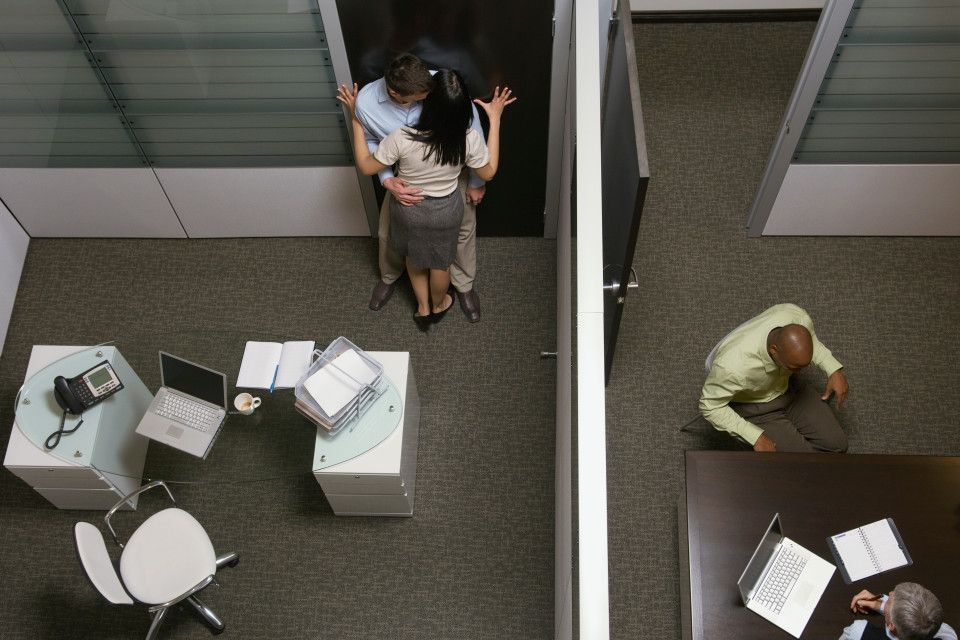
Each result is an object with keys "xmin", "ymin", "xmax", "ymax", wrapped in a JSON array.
[{"xmin": 335, "ymin": 0, "xmax": 554, "ymax": 236}]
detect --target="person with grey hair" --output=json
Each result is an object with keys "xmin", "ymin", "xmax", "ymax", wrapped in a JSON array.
[{"xmin": 842, "ymin": 583, "xmax": 956, "ymax": 640}]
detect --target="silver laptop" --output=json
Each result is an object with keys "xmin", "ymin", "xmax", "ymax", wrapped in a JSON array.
[
  {"xmin": 737, "ymin": 513, "xmax": 835, "ymax": 638},
  {"xmin": 135, "ymin": 352, "xmax": 227, "ymax": 459}
]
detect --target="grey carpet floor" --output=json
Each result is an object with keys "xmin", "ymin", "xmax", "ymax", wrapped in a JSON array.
[
  {"xmin": 605, "ymin": 20, "xmax": 960, "ymax": 640},
  {"xmin": 0, "ymin": 237, "xmax": 556, "ymax": 639}
]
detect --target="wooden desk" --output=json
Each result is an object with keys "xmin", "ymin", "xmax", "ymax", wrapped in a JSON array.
[{"xmin": 681, "ymin": 451, "xmax": 960, "ymax": 640}]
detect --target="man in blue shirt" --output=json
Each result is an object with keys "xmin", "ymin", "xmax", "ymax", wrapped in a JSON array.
[
  {"xmin": 354, "ymin": 53, "xmax": 487, "ymax": 322},
  {"xmin": 843, "ymin": 584, "xmax": 955, "ymax": 640}
]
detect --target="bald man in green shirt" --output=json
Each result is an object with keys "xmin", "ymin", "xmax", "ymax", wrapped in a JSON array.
[{"xmin": 698, "ymin": 303, "xmax": 849, "ymax": 452}]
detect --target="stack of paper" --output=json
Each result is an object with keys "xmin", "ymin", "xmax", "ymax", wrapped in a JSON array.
[{"xmin": 296, "ymin": 345, "xmax": 382, "ymax": 431}]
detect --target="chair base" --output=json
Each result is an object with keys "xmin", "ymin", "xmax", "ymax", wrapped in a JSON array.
[
  {"xmin": 216, "ymin": 551, "xmax": 239, "ymax": 569},
  {"xmin": 185, "ymin": 594, "xmax": 225, "ymax": 634},
  {"xmin": 144, "ymin": 551, "xmax": 238, "ymax": 640},
  {"xmin": 679, "ymin": 414, "xmax": 707, "ymax": 433}
]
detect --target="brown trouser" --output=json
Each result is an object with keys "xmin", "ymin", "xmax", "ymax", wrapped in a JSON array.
[{"xmin": 731, "ymin": 381, "xmax": 848, "ymax": 453}]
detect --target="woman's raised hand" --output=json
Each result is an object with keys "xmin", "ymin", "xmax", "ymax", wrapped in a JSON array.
[
  {"xmin": 474, "ymin": 86, "xmax": 517, "ymax": 120},
  {"xmin": 336, "ymin": 83, "xmax": 360, "ymax": 117}
]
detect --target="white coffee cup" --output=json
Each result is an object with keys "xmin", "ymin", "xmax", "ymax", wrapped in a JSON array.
[{"xmin": 233, "ymin": 392, "xmax": 262, "ymax": 415}]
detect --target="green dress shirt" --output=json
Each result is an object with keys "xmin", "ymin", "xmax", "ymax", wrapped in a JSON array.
[{"xmin": 698, "ymin": 303, "xmax": 843, "ymax": 445}]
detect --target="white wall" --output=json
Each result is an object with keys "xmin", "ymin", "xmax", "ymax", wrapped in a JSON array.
[
  {"xmin": 763, "ymin": 164, "xmax": 960, "ymax": 235},
  {"xmin": 155, "ymin": 168, "xmax": 369, "ymax": 237},
  {"xmin": 631, "ymin": 0, "xmax": 822, "ymax": 10},
  {"xmin": 0, "ymin": 168, "xmax": 370, "ymax": 238},
  {"xmin": 0, "ymin": 169, "xmax": 185, "ymax": 238},
  {"xmin": 576, "ymin": 0, "xmax": 612, "ymax": 638},
  {"xmin": 0, "ymin": 199, "xmax": 29, "ymax": 355}
]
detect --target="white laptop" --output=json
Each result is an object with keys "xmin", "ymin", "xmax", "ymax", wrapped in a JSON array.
[
  {"xmin": 135, "ymin": 352, "xmax": 227, "ymax": 459},
  {"xmin": 737, "ymin": 513, "xmax": 836, "ymax": 638}
]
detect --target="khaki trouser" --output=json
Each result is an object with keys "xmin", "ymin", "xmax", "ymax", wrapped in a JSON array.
[
  {"xmin": 378, "ymin": 170, "xmax": 477, "ymax": 292},
  {"xmin": 730, "ymin": 380, "xmax": 848, "ymax": 453}
]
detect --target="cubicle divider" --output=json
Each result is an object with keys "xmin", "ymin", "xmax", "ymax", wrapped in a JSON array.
[
  {"xmin": 0, "ymin": 199, "xmax": 28, "ymax": 355},
  {"xmin": 571, "ymin": 0, "xmax": 612, "ymax": 638},
  {"xmin": 0, "ymin": 0, "xmax": 370, "ymax": 237}
]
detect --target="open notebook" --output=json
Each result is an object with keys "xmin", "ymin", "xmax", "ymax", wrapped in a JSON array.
[
  {"xmin": 827, "ymin": 518, "xmax": 912, "ymax": 584},
  {"xmin": 236, "ymin": 340, "xmax": 315, "ymax": 389}
]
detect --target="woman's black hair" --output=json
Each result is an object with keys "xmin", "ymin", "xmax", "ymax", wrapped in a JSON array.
[{"xmin": 409, "ymin": 69, "xmax": 473, "ymax": 167}]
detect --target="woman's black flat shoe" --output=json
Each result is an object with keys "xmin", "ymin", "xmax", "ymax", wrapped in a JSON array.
[
  {"xmin": 430, "ymin": 293, "xmax": 455, "ymax": 323},
  {"xmin": 413, "ymin": 312, "xmax": 431, "ymax": 332}
]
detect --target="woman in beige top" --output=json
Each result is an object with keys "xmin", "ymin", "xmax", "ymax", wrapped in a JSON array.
[{"xmin": 338, "ymin": 70, "xmax": 515, "ymax": 330}]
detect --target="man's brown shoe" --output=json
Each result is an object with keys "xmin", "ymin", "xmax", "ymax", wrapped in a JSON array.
[
  {"xmin": 457, "ymin": 289, "xmax": 481, "ymax": 323},
  {"xmin": 369, "ymin": 280, "xmax": 396, "ymax": 311}
]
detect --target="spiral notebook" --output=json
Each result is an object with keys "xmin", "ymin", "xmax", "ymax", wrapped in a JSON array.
[{"xmin": 827, "ymin": 518, "xmax": 912, "ymax": 584}]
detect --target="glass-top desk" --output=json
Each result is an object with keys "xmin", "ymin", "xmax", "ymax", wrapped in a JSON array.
[{"xmin": 6, "ymin": 335, "xmax": 420, "ymax": 516}]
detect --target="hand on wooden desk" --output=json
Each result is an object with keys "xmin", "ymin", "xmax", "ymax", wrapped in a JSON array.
[
  {"xmin": 752, "ymin": 432, "xmax": 776, "ymax": 452},
  {"xmin": 850, "ymin": 590, "xmax": 884, "ymax": 614}
]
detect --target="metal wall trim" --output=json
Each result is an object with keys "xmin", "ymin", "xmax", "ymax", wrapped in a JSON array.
[{"xmin": 745, "ymin": 0, "xmax": 855, "ymax": 236}]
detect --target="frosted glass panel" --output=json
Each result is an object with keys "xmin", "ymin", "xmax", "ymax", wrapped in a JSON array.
[
  {"xmin": 0, "ymin": 0, "xmax": 350, "ymax": 168},
  {"xmin": 796, "ymin": 0, "xmax": 960, "ymax": 163},
  {"xmin": 0, "ymin": 1, "xmax": 143, "ymax": 167}
]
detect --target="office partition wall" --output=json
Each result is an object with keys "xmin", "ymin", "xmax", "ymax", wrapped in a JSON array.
[
  {"xmin": 748, "ymin": 0, "xmax": 960, "ymax": 235},
  {"xmin": 575, "ymin": 0, "xmax": 612, "ymax": 637},
  {"xmin": 0, "ymin": 0, "xmax": 367, "ymax": 237},
  {"xmin": 0, "ymin": 199, "xmax": 28, "ymax": 355}
]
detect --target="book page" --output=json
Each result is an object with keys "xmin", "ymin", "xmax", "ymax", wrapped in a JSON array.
[
  {"xmin": 831, "ymin": 528, "xmax": 878, "ymax": 582},
  {"xmin": 236, "ymin": 341, "xmax": 283, "ymax": 389},
  {"xmin": 861, "ymin": 519, "xmax": 909, "ymax": 572},
  {"xmin": 831, "ymin": 519, "xmax": 909, "ymax": 582},
  {"xmin": 275, "ymin": 341, "xmax": 315, "ymax": 388}
]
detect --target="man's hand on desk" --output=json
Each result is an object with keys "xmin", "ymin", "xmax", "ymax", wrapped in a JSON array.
[
  {"xmin": 753, "ymin": 432, "xmax": 776, "ymax": 452},
  {"xmin": 822, "ymin": 368, "xmax": 849, "ymax": 408}
]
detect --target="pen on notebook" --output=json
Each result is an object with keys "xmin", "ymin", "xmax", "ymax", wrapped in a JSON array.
[{"xmin": 269, "ymin": 365, "xmax": 279, "ymax": 394}]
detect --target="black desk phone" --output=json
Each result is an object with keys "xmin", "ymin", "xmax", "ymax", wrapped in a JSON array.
[{"xmin": 54, "ymin": 360, "xmax": 124, "ymax": 415}]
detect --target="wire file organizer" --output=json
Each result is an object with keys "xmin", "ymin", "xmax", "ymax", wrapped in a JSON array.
[{"xmin": 294, "ymin": 337, "xmax": 386, "ymax": 434}]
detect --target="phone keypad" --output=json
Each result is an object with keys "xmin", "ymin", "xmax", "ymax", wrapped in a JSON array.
[{"xmin": 73, "ymin": 383, "xmax": 95, "ymax": 406}]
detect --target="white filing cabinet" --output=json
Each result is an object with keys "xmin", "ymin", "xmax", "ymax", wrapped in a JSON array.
[
  {"xmin": 312, "ymin": 352, "xmax": 420, "ymax": 516},
  {"xmin": 4, "ymin": 346, "xmax": 150, "ymax": 509}
]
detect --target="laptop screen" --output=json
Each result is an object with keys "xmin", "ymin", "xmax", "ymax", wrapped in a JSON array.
[
  {"xmin": 160, "ymin": 352, "xmax": 226, "ymax": 408},
  {"xmin": 738, "ymin": 513, "xmax": 784, "ymax": 602}
]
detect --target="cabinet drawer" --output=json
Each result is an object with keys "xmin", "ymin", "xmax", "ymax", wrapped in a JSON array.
[
  {"xmin": 325, "ymin": 492, "xmax": 412, "ymax": 516},
  {"xmin": 314, "ymin": 472, "xmax": 404, "ymax": 496},
  {"xmin": 34, "ymin": 486, "xmax": 126, "ymax": 510},
  {"xmin": 7, "ymin": 465, "xmax": 105, "ymax": 488}
]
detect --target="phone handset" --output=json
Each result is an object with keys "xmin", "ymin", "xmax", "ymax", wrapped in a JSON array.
[{"xmin": 54, "ymin": 375, "xmax": 85, "ymax": 415}]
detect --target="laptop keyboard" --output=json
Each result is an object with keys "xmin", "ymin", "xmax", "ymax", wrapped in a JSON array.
[
  {"xmin": 156, "ymin": 391, "xmax": 220, "ymax": 432},
  {"xmin": 754, "ymin": 547, "xmax": 808, "ymax": 613}
]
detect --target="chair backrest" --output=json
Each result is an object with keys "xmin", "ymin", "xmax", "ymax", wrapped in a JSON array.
[
  {"xmin": 704, "ymin": 340, "xmax": 723, "ymax": 373},
  {"xmin": 705, "ymin": 318, "xmax": 753, "ymax": 373},
  {"xmin": 74, "ymin": 522, "xmax": 134, "ymax": 605}
]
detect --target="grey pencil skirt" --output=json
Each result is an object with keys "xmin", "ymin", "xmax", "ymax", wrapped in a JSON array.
[{"xmin": 389, "ymin": 189, "xmax": 464, "ymax": 269}]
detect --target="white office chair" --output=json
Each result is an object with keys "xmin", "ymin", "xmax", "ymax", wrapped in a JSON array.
[
  {"xmin": 74, "ymin": 480, "xmax": 239, "ymax": 639},
  {"xmin": 682, "ymin": 321, "xmax": 752, "ymax": 444}
]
